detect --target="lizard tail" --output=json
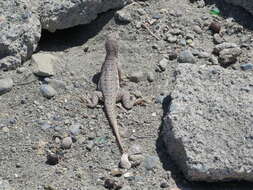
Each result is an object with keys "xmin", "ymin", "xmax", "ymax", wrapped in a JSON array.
[{"xmin": 104, "ymin": 102, "xmax": 125, "ymax": 153}]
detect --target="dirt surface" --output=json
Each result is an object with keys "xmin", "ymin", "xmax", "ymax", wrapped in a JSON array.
[{"xmin": 1, "ymin": 0, "xmax": 253, "ymax": 189}]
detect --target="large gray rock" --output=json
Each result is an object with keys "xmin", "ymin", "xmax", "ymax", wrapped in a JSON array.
[
  {"xmin": 0, "ymin": 0, "xmax": 128, "ymax": 70},
  {"xmin": 163, "ymin": 64, "xmax": 253, "ymax": 182},
  {"xmin": 224, "ymin": 0, "xmax": 253, "ymax": 15},
  {"xmin": 38, "ymin": 0, "xmax": 128, "ymax": 32},
  {"xmin": 0, "ymin": 0, "xmax": 41, "ymax": 70}
]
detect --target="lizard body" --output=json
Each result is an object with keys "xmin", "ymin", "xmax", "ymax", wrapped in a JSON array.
[{"xmin": 88, "ymin": 33, "xmax": 134, "ymax": 153}]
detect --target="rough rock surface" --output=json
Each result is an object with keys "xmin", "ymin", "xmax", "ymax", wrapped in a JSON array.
[
  {"xmin": 0, "ymin": 0, "xmax": 128, "ymax": 70},
  {"xmin": 38, "ymin": 0, "xmax": 128, "ymax": 32},
  {"xmin": 224, "ymin": 0, "xmax": 253, "ymax": 15},
  {"xmin": 0, "ymin": 0, "xmax": 41, "ymax": 70},
  {"xmin": 163, "ymin": 64, "xmax": 253, "ymax": 182}
]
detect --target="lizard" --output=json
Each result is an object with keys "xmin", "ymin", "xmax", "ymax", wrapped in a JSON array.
[{"xmin": 87, "ymin": 33, "xmax": 135, "ymax": 154}]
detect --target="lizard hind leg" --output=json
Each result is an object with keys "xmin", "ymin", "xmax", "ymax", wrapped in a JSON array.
[
  {"xmin": 118, "ymin": 90, "xmax": 135, "ymax": 110},
  {"xmin": 87, "ymin": 91, "xmax": 103, "ymax": 108}
]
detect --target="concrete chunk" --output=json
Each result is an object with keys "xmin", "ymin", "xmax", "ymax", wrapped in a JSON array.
[{"xmin": 163, "ymin": 64, "xmax": 253, "ymax": 182}]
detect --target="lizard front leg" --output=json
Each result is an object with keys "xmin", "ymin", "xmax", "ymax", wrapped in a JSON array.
[
  {"xmin": 117, "ymin": 89, "xmax": 135, "ymax": 110},
  {"xmin": 87, "ymin": 91, "xmax": 103, "ymax": 108}
]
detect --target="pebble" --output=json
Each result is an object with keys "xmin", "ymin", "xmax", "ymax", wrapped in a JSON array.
[
  {"xmin": 158, "ymin": 58, "xmax": 169, "ymax": 72},
  {"xmin": 129, "ymin": 154, "xmax": 144, "ymax": 165},
  {"xmin": 160, "ymin": 182, "xmax": 170, "ymax": 188},
  {"xmin": 16, "ymin": 67, "xmax": 26, "ymax": 73},
  {"xmin": 213, "ymin": 33, "xmax": 223, "ymax": 44},
  {"xmin": 179, "ymin": 39, "xmax": 186, "ymax": 46},
  {"xmin": 110, "ymin": 169, "xmax": 123, "ymax": 177},
  {"xmin": 0, "ymin": 78, "xmax": 13, "ymax": 95},
  {"xmin": 46, "ymin": 153, "xmax": 59, "ymax": 165},
  {"xmin": 209, "ymin": 22, "xmax": 221, "ymax": 33},
  {"xmin": 219, "ymin": 47, "xmax": 242, "ymax": 66},
  {"xmin": 240, "ymin": 63, "xmax": 253, "ymax": 71},
  {"xmin": 2, "ymin": 127, "xmax": 9, "ymax": 133},
  {"xmin": 115, "ymin": 8, "xmax": 132, "ymax": 23},
  {"xmin": 193, "ymin": 25, "xmax": 202, "ymax": 34},
  {"xmin": 178, "ymin": 50, "xmax": 195, "ymax": 63},
  {"xmin": 146, "ymin": 71, "xmax": 155, "ymax": 82},
  {"xmin": 198, "ymin": 51, "xmax": 210, "ymax": 59},
  {"xmin": 143, "ymin": 155, "xmax": 159, "ymax": 170},
  {"xmin": 69, "ymin": 123, "xmax": 81, "ymax": 136},
  {"xmin": 104, "ymin": 179, "xmax": 121, "ymax": 190},
  {"xmin": 86, "ymin": 140, "xmax": 95, "ymax": 151},
  {"xmin": 119, "ymin": 153, "xmax": 131, "ymax": 169},
  {"xmin": 213, "ymin": 42, "xmax": 238, "ymax": 54},
  {"xmin": 61, "ymin": 137, "xmax": 72, "ymax": 149},
  {"xmin": 128, "ymin": 71, "xmax": 146, "ymax": 83},
  {"xmin": 32, "ymin": 53, "xmax": 57, "ymax": 77},
  {"xmin": 129, "ymin": 144, "xmax": 143, "ymax": 155},
  {"xmin": 40, "ymin": 84, "xmax": 57, "ymax": 98},
  {"xmin": 166, "ymin": 35, "xmax": 177, "ymax": 43}
]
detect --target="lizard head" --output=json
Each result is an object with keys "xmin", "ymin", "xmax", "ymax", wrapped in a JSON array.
[{"xmin": 105, "ymin": 32, "xmax": 119, "ymax": 57}]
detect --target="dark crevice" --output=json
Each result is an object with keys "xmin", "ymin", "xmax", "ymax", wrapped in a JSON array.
[
  {"xmin": 204, "ymin": 0, "xmax": 253, "ymax": 30},
  {"xmin": 37, "ymin": 9, "xmax": 117, "ymax": 52}
]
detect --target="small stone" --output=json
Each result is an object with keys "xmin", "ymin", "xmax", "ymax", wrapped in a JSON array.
[
  {"xmin": 193, "ymin": 25, "xmax": 202, "ymax": 34},
  {"xmin": 168, "ymin": 51, "xmax": 178, "ymax": 60},
  {"xmin": 128, "ymin": 71, "xmax": 146, "ymax": 83},
  {"xmin": 209, "ymin": 55, "xmax": 219, "ymax": 65},
  {"xmin": 178, "ymin": 50, "xmax": 195, "ymax": 63},
  {"xmin": 40, "ymin": 84, "xmax": 57, "ymax": 98},
  {"xmin": 166, "ymin": 35, "xmax": 177, "ymax": 43},
  {"xmin": 179, "ymin": 39, "xmax": 186, "ymax": 46},
  {"xmin": 0, "ymin": 78, "xmax": 13, "ymax": 95},
  {"xmin": 104, "ymin": 179, "xmax": 115, "ymax": 189},
  {"xmin": 115, "ymin": 8, "xmax": 132, "ymax": 23},
  {"xmin": 147, "ymin": 71, "xmax": 155, "ymax": 82},
  {"xmin": 46, "ymin": 153, "xmax": 59, "ymax": 165},
  {"xmin": 213, "ymin": 43, "xmax": 238, "ymax": 54},
  {"xmin": 129, "ymin": 154, "xmax": 144, "ymax": 164},
  {"xmin": 132, "ymin": 90, "xmax": 142, "ymax": 98},
  {"xmin": 111, "ymin": 169, "xmax": 123, "ymax": 177},
  {"xmin": 143, "ymin": 155, "xmax": 159, "ymax": 170},
  {"xmin": 213, "ymin": 33, "xmax": 223, "ymax": 44},
  {"xmin": 2, "ymin": 127, "xmax": 9, "ymax": 133},
  {"xmin": 123, "ymin": 172, "xmax": 134, "ymax": 178},
  {"xmin": 119, "ymin": 153, "xmax": 131, "ymax": 169},
  {"xmin": 69, "ymin": 123, "xmax": 81, "ymax": 136},
  {"xmin": 158, "ymin": 58, "xmax": 169, "ymax": 72},
  {"xmin": 61, "ymin": 137, "xmax": 72, "ymax": 149},
  {"xmin": 198, "ymin": 51, "xmax": 210, "ymax": 59},
  {"xmin": 32, "ymin": 53, "xmax": 57, "ymax": 77},
  {"xmin": 129, "ymin": 144, "xmax": 143, "ymax": 155},
  {"xmin": 241, "ymin": 63, "xmax": 253, "ymax": 71},
  {"xmin": 160, "ymin": 182, "xmax": 169, "ymax": 188},
  {"xmin": 16, "ymin": 67, "xmax": 26, "ymax": 73},
  {"xmin": 209, "ymin": 22, "xmax": 221, "ymax": 33},
  {"xmin": 219, "ymin": 47, "xmax": 242, "ymax": 66},
  {"xmin": 86, "ymin": 140, "xmax": 95, "ymax": 151}
]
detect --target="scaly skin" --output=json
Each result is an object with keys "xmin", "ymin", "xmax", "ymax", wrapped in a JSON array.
[{"xmin": 88, "ymin": 33, "xmax": 134, "ymax": 153}]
